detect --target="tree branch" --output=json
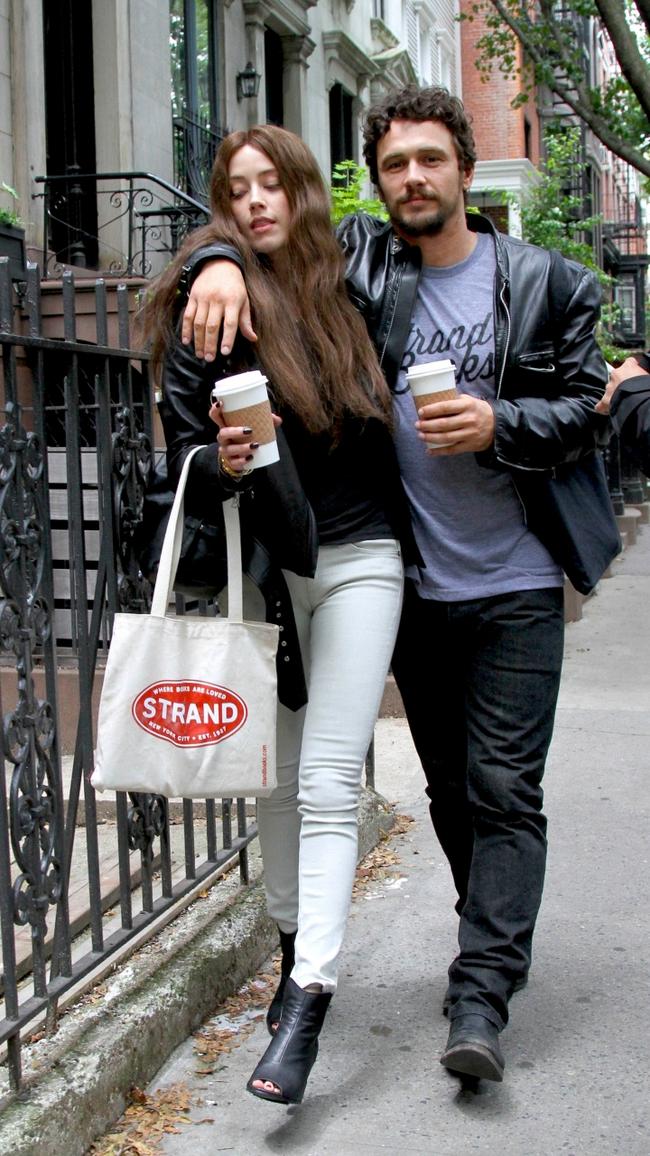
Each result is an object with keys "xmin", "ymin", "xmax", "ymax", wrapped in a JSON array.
[
  {"xmin": 484, "ymin": 0, "xmax": 650, "ymax": 177},
  {"xmin": 594, "ymin": 0, "xmax": 650, "ymax": 118}
]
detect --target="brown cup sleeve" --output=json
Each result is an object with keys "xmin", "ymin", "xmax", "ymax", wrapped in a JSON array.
[
  {"xmin": 412, "ymin": 387, "xmax": 458, "ymax": 411},
  {"xmin": 223, "ymin": 400, "xmax": 276, "ymax": 445}
]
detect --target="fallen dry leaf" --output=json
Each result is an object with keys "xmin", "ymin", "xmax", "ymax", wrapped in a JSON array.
[{"xmin": 88, "ymin": 1083, "xmax": 208, "ymax": 1156}]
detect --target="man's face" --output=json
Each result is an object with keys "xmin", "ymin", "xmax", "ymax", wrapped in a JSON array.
[{"xmin": 376, "ymin": 119, "xmax": 472, "ymax": 239}]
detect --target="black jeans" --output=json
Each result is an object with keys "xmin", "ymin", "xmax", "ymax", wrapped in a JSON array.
[{"xmin": 391, "ymin": 582, "xmax": 564, "ymax": 1030}]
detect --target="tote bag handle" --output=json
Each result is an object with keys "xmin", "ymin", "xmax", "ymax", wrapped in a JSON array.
[{"xmin": 150, "ymin": 445, "xmax": 243, "ymax": 621}]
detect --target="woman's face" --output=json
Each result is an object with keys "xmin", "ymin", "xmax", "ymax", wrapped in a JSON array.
[{"xmin": 228, "ymin": 144, "xmax": 292, "ymax": 259}]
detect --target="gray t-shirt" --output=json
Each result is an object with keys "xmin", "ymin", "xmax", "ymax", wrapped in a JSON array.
[{"xmin": 393, "ymin": 231, "xmax": 562, "ymax": 600}]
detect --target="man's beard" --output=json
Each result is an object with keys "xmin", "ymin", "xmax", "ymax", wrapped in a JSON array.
[
  {"xmin": 391, "ymin": 209, "xmax": 446, "ymax": 237},
  {"xmin": 390, "ymin": 199, "xmax": 453, "ymax": 238}
]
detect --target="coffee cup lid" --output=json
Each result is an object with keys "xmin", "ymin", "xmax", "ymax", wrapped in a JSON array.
[
  {"xmin": 406, "ymin": 359, "xmax": 455, "ymax": 378},
  {"xmin": 214, "ymin": 369, "xmax": 268, "ymax": 393}
]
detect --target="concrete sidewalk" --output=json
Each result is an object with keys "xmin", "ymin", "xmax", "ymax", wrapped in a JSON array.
[{"xmin": 141, "ymin": 528, "xmax": 650, "ymax": 1155}]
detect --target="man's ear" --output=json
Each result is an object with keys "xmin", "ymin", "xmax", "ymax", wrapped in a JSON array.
[{"xmin": 462, "ymin": 165, "xmax": 475, "ymax": 192}]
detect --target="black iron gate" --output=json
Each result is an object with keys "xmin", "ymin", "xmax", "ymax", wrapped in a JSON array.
[{"xmin": 0, "ymin": 260, "xmax": 256, "ymax": 1093}]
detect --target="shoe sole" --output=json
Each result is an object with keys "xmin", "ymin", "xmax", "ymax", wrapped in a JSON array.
[{"xmin": 440, "ymin": 1041, "xmax": 504, "ymax": 1082}]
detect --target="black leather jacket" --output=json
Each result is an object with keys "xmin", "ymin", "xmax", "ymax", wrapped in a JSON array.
[
  {"xmin": 609, "ymin": 353, "xmax": 650, "ymax": 477},
  {"xmin": 336, "ymin": 211, "xmax": 620, "ymax": 592},
  {"xmin": 338, "ymin": 211, "xmax": 609, "ymax": 466}
]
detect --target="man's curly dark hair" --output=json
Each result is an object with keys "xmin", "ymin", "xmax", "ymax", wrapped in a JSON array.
[{"xmin": 362, "ymin": 85, "xmax": 477, "ymax": 186}]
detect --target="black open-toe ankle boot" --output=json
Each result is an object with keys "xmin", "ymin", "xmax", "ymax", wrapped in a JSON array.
[
  {"xmin": 248, "ymin": 977, "xmax": 332, "ymax": 1105},
  {"xmin": 266, "ymin": 928, "xmax": 296, "ymax": 1036}
]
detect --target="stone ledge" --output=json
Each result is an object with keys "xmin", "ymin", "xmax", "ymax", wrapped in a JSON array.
[{"xmin": 0, "ymin": 788, "xmax": 395, "ymax": 1156}]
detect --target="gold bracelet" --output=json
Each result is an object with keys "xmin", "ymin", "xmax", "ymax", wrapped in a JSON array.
[{"xmin": 218, "ymin": 452, "xmax": 252, "ymax": 480}]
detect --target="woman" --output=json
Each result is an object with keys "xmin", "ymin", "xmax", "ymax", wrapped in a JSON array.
[{"xmin": 140, "ymin": 125, "xmax": 415, "ymax": 1105}]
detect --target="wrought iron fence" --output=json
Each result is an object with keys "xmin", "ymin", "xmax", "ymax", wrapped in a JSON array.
[
  {"xmin": 33, "ymin": 171, "xmax": 209, "ymax": 279},
  {"xmin": 173, "ymin": 113, "xmax": 229, "ymax": 203},
  {"xmin": 0, "ymin": 260, "xmax": 257, "ymax": 1093}
]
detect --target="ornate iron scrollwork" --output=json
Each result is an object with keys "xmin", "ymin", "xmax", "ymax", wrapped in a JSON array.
[
  {"xmin": 0, "ymin": 407, "xmax": 62, "ymax": 938},
  {"xmin": 111, "ymin": 404, "xmax": 152, "ymax": 613},
  {"xmin": 127, "ymin": 793, "xmax": 167, "ymax": 855},
  {"xmin": 110, "ymin": 403, "xmax": 166, "ymax": 846}
]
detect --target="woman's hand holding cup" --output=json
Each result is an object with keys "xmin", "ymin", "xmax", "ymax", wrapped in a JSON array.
[
  {"xmin": 209, "ymin": 395, "xmax": 281, "ymax": 476},
  {"xmin": 210, "ymin": 369, "xmax": 281, "ymax": 476}
]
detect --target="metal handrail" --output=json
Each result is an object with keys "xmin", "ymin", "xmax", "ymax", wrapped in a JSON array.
[
  {"xmin": 32, "ymin": 171, "xmax": 210, "ymax": 279},
  {"xmin": 34, "ymin": 171, "xmax": 208, "ymax": 214}
]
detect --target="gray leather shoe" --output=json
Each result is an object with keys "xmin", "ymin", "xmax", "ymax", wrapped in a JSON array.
[{"xmin": 440, "ymin": 1013, "xmax": 505, "ymax": 1082}]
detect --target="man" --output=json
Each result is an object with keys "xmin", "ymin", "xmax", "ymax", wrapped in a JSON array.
[
  {"xmin": 179, "ymin": 86, "xmax": 618, "ymax": 1082},
  {"xmin": 596, "ymin": 353, "xmax": 650, "ymax": 475}
]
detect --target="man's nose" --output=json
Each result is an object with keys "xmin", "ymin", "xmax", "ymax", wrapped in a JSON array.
[{"xmin": 404, "ymin": 161, "xmax": 425, "ymax": 185}]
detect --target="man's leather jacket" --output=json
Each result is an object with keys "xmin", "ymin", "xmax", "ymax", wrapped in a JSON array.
[
  {"xmin": 337, "ymin": 211, "xmax": 609, "ymax": 471},
  {"xmin": 335, "ymin": 211, "xmax": 622, "ymax": 593}
]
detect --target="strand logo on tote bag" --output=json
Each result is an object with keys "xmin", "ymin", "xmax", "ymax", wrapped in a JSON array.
[
  {"xmin": 91, "ymin": 446, "xmax": 278, "ymax": 799},
  {"xmin": 132, "ymin": 680, "xmax": 248, "ymax": 747}
]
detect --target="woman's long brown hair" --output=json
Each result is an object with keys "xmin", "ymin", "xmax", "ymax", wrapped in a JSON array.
[{"xmin": 139, "ymin": 125, "xmax": 392, "ymax": 432}]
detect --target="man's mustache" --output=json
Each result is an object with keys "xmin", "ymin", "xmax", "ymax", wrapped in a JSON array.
[{"xmin": 398, "ymin": 191, "xmax": 437, "ymax": 205}]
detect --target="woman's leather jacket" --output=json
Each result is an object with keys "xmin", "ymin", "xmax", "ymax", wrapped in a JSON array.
[{"xmin": 161, "ymin": 332, "xmax": 417, "ymax": 705}]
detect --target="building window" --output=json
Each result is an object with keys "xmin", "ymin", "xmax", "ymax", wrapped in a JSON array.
[
  {"xmin": 329, "ymin": 83, "xmax": 354, "ymax": 170},
  {"xmin": 524, "ymin": 117, "xmax": 532, "ymax": 160},
  {"xmin": 43, "ymin": 0, "xmax": 98, "ymax": 267},
  {"xmin": 372, "ymin": 0, "xmax": 385, "ymax": 19},
  {"xmin": 265, "ymin": 28, "xmax": 285, "ymax": 126},
  {"xmin": 170, "ymin": 0, "xmax": 220, "ymax": 126},
  {"xmin": 170, "ymin": 0, "xmax": 223, "ymax": 199},
  {"xmin": 615, "ymin": 276, "xmax": 636, "ymax": 335}
]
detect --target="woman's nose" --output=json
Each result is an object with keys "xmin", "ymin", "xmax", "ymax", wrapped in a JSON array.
[{"xmin": 249, "ymin": 184, "xmax": 266, "ymax": 207}]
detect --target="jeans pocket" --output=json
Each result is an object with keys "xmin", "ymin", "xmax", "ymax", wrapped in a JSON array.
[{"xmin": 350, "ymin": 538, "xmax": 401, "ymax": 558}]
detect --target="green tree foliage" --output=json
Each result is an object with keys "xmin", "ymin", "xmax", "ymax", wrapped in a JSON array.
[
  {"xmin": 497, "ymin": 128, "xmax": 629, "ymax": 359},
  {"xmin": 465, "ymin": 0, "xmax": 650, "ymax": 179},
  {"xmin": 330, "ymin": 161, "xmax": 388, "ymax": 225},
  {"xmin": 502, "ymin": 128, "xmax": 604, "ymax": 272}
]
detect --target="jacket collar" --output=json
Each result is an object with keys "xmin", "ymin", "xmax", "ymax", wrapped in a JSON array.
[{"xmin": 390, "ymin": 210, "xmax": 509, "ymax": 280}]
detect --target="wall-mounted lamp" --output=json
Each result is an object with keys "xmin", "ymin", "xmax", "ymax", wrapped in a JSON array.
[{"xmin": 236, "ymin": 62, "xmax": 262, "ymax": 100}]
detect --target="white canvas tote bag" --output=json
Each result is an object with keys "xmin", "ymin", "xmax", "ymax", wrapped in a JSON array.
[{"xmin": 91, "ymin": 446, "xmax": 278, "ymax": 798}]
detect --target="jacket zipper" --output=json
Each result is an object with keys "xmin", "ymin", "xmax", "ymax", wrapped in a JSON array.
[{"xmin": 379, "ymin": 265, "xmax": 403, "ymax": 370}]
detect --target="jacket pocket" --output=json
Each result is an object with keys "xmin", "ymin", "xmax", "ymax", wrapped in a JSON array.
[{"xmin": 516, "ymin": 348, "xmax": 556, "ymax": 372}]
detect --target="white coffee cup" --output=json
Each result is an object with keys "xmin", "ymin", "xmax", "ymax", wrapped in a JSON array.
[
  {"xmin": 406, "ymin": 359, "xmax": 458, "ymax": 449},
  {"xmin": 211, "ymin": 369, "xmax": 279, "ymax": 469}
]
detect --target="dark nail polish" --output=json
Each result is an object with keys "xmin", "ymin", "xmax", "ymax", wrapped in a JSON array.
[
  {"xmin": 245, "ymin": 454, "xmax": 254, "ymax": 461},
  {"xmin": 242, "ymin": 426, "xmax": 253, "ymax": 434},
  {"xmin": 250, "ymin": 442, "xmax": 260, "ymax": 449}
]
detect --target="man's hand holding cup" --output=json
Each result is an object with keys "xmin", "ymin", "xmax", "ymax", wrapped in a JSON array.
[{"xmin": 407, "ymin": 359, "xmax": 495, "ymax": 455}]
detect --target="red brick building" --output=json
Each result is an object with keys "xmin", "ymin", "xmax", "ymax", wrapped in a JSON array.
[{"xmin": 459, "ymin": 0, "xmax": 541, "ymax": 236}]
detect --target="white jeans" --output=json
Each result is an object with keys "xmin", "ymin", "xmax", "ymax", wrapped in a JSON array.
[{"xmin": 256, "ymin": 539, "xmax": 404, "ymax": 992}]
